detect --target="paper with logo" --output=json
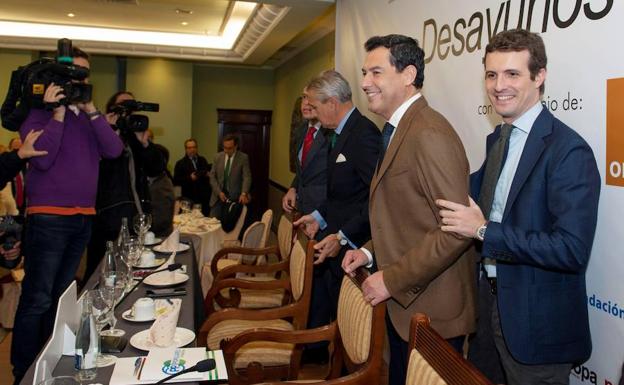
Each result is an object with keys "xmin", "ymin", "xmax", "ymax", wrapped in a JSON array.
[
  {"xmin": 108, "ymin": 349, "xmax": 227, "ymax": 384},
  {"xmin": 336, "ymin": 153, "xmax": 347, "ymax": 163},
  {"xmin": 148, "ymin": 298, "xmax": 181, "ymax": 347}
]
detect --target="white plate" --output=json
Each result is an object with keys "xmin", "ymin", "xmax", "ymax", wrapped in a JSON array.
[
  {"xmin": 143, "ymin": 271, "xmax": 189, "ymax": 287},
  {"xmin": 129, "ymin": 327, "xmax": 195, "ymax": 351},
  {"xmin": 121, "ymin": 309, "xmax": 155, "ymax": 323},
  {"xmin": 143, "ymin": 237, "xmax": 162, "ymax": 246},
  {"xmin": 152, "ymin": 243, "xmax": 190, "ymax": 253},
  {"xmin": 134, "ymin": 258, "xmax": 165, "ymax": 269}
]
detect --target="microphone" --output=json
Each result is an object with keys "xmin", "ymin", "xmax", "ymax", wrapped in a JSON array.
[{"xmin": 155, "ymin": 359, "xmax": 216, "ymax": 384}]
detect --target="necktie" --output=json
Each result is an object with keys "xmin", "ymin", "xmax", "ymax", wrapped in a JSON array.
[
  {"xmin": 15, "ymin": 172, "xmax": 24, "ymax": 208},
  {"xmin": 328, "ymin": 131, "xmax": 337, "ymax": 150},
  {"xmin": 223, "ymin": 156, "xmax": 232, "ymax": 191},
  {"xmin": 301, "ymin": 125, "xmax": 316, "ymax": 166},
  {"xmin": 191, "ymin": 156, "xmax": 198, "ymax": 170},
  {"xmin": 377, "ymin": 122, "xmax": 395, "ymax": 170},
  {"xmin": 477, "ymin": 123, "xmax": 514, "ymax": 219}
]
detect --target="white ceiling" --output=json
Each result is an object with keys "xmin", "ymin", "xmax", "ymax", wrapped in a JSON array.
[{"xmin": 0, "ymin": 0, "xmax": 335, "ymax": 66}]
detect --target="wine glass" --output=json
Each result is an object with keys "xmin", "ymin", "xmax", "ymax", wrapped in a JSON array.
[
  {"xmin": 99, "ymin": 266, "xmax": 126, "ymax": 338},
  {"xmin": 133, "ymin": 213, "xmax": 152, "ymax": 246},
  {"xmin": 180, "ymin": 200, "xmax": 191, "ymax": 215},
  {"xmin": 191, "ymin": 203, "xmax": 203, "ymax": 217},
  {"xmin": 89, "ymin": 289, "xmax": 117, "ymax": 367}
]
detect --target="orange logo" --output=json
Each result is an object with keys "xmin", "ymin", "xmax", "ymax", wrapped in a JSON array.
[
  {"xmin": 607, "ymin": 78, "xmax": 624, "ymax": 186},
  {"xmin": 32, "ymin": 83, "xmax": 45, "ymax": 95}
]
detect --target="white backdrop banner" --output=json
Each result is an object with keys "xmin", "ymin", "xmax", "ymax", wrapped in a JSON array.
[{"xmin": 336, "ymin": 0, "xmax": 622, "ymax": 384}]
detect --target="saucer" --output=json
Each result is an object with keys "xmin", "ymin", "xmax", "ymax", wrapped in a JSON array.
[
  {"xmin": 143, "ymin": 271, "xmax": 189, "ymax": 287},
  {"xmin": 134, "ymin": 257, "xmax": 165, "ymax": 269},
  {"xmin": 143, "ymin": 237, "xmax": 162, "ymax": 246},
  {"xmin": 121, "ymin": 309, "xmax": 155, "ymax": 323},
  {"xmin": 129, "ymin": 327, "xmax": 195, "ymax": 351},
  {"xmin": 152, "ymin": 243, "xmax": 190, "ymax": 253}
]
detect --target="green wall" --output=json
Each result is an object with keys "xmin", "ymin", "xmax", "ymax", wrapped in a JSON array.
[
  {"xmin": 126, "ymin": 57, "xmax": 194, "ymax": 167},
  {"xmin": 271, "ymin": 32, "xmax": 335, "ymax": 187},
  {"xmin": 191, "ymin": 65, "xmax": 274, "ymax": 162},
  {"xmin": 89, "ymin": 55, "xmax": 118, "ymax": 115},
  {"xmin": 0, "ymin": 49, "xmax": 37, "ymax": 148}
]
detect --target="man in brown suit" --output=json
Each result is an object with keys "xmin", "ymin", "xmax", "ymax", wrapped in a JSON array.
[{"xmin": 342, "ymin": 34, "xmax": 477, "ymax": 385}]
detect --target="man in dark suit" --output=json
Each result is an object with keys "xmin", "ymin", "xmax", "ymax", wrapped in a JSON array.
[
  {"xmin": 295, "ymin": 70, "xmax": 380, "ymax": 325},
  {"xmin": 208, "ymin": 134, "xmax": 252, "ymax": 217},
  {"xmin": 342, "ymin": 34, "xmax": 476, "ymax": 385},
  {"xmin": 282, "ymin": 86, "xmax": 327, "ymax": 216},
  {"xmin": 173, "ymin": 138, "xmax": 211, "ymax": 216},
  {"xmin": 437, "ymin": 29, "xmax": 600, "ymax": 385}
]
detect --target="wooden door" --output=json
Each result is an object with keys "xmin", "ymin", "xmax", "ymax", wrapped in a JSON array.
[{"xmin": 217, "ymin": 109, "xmax": 271, "ymax": 223}]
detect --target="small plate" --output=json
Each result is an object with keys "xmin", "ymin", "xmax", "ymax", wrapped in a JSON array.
[
  {"xmin": 143, "ymin": 237, "xmax": 162, "ymax": 246},
  {"xmin": 129, "ymin": 327, "xmax": 195, "ymax": 351},
  {"xmin": 152, "ymin": 243, "xmax": 190, "ymax": 253},
  {"xmin": 121, "ymin": 309, "xmax": 155, "ymax": 323},
  {"xmin": 134, "ymin": 258, "xmax": 165, "ymax": 269},
  {"xmin": 143, "ymin": 271, "xmax": 189, "ymax": 287}
]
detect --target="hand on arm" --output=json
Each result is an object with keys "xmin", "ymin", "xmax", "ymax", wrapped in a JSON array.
[
  {"xmin": 362, "ymin": 271, "xmax": 391, "ymax": 306},
  {"xmin": 17, "ymin": 130, "xmax": 48, "ymax": 159},
  {"xmin": 342, "ymin": 249, "xmax": 370, "ymax": 277},
  {"xmin": 436, "ymin": 197, "xmax": 485, "ymax": 239}
]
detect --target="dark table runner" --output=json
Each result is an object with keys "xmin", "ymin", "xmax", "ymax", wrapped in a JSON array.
[{"xmin": 19, "ymin": 239, "xmax": 206, "ymax": 385}]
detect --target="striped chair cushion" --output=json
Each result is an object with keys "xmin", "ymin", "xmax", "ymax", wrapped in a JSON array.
[
  {"xmin": 336, "ymin": 277, "xmax": 373, "ymax": 364},
  {"xmin": 406, "ymin": 349, "xmax": 448, "ymax": 385},
  {"xmin": 207, "ymin": 319, "xmax": 295, "ymax": 369}
]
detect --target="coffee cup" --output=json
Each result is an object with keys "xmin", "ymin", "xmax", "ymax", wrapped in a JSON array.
[
  {"xmin": 140, "ymin": 250, "xmax": 155, "ymax": 266},
  {"xmin": 132, "ymin": 297, "xmax": 155, "ymax": 321},
  {"xmin": 144, "ymin": 231, "xmax": 155, "ymax": 245}
]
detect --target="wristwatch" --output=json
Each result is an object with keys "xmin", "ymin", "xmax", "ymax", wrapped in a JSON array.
[
  {"xmin": 86, "ymin": 110, "xmax": 102, "ymax": 119},
  {"xmin": 476, "ymin": 222, "xmax": 488, "ymax": 241},
  {"xmin": 335, "ymin": 232, "xmax": 348, "ymax": 246}
]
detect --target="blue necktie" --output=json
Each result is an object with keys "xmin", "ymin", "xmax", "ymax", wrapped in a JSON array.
[{"xmin": 377, "ymin": 122, "xmax": 395, "ymax": 170}]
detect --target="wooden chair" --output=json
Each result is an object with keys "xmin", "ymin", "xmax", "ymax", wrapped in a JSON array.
[
  {"xmin": 218, "ymin": 208, "xmax": 273, "ymax": 265},
  {"xmin": 406, "ymin": 313, "xmax": 494, "ymax": 385},
  {"xmin": 197, "ymin": 229, "xmax": 315, "ymax": 385},
  {"xmin": 220, "ymin": 274, "xmax": 387, "ymax": 385}
]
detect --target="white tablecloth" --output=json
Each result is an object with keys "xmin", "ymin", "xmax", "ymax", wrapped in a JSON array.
[{"xmin": 174, "ymin": 213, "xmax": 224, "ymax": 295}]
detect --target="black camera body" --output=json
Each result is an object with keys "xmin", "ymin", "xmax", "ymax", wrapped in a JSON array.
[
  {"xmin": 112, "ymin": 99, "xmax": 160, "ymax": 133},
  {"xmin": 0, "ymin": 216, "xmax": 22, "ymax": 270},
  {"xmin": 1, "ymin": 38, "xmax": 92, "ymax": 132}
]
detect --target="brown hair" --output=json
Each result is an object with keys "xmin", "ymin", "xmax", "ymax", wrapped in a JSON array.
[{"xmin": 485, "ymin": 29, "xmax": 547, "ymax": 94}]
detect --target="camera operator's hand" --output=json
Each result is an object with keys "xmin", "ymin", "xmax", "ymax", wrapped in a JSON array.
[
  {"xmin": 135, "ymin": 130, "xmax": 150, "ymax": 148},
  {"xmin": 44, "ymin": 83, "xmax": 66, "ymax": 122},
  {"xmin": 105, "ymin": 112, "xmax": 119, "ymax": 126},
  {"xmin": 18, "ymin": 130, "xmax": 49, "ymax": 159},
  {"xmin": 77, "ymin": 100, "xmax": 97, "ymax": 115},
  {"xmin": 191, "ymin": 172, "xmax": 199, "ymax": 182},
  {"xmin": 0, "ymin": 240, "xmax": 21, "ymax": 261},
  {"xmin": 219, "ymin": 192, "xmax": 227, "ymax": 202}
]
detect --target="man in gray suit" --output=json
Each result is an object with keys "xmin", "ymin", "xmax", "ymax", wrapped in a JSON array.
[
  {"xmin": 282, "ymin": 86, "xmax": 327, "ymax": 216},
  {"xmin": 209, "ymin": 134, "xmax": 252, "ymax": 217}
]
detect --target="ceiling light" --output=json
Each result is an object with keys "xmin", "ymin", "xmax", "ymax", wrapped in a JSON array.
[
  {"xmin": 181, "ymin": 22, "xmax": 188, "ymax": 26},
  {"xmin": 67, "ymin": 13, "xmax": 75, "ymax": 18},
  {"xmin": 0, "ymin": 1, "xmax": 257, "ymax": 50}
]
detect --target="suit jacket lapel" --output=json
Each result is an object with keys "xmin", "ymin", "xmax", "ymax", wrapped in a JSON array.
[
  {"xmin": 502, "ymin": 109, "xmax": 552, "ymax": 220},
  {"xmin": 328, "ymin": 109, "xmax": 357, "ymax": 179},
  {"xmin": 371, "ymin": 97, "xmax": 428, "ymax": 195}
]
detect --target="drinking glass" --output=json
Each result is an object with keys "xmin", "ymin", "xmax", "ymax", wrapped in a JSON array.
[
  {"xmin": 191, "ymin": 203, "xmax": 202, "ymax": 217},
  {"xmin": 133, "ymin": 213, "xmax": 152, "ymax": 245},
  {"xmin": 89, "ymin": 289, "xmax": 117, "ymax": 367},
  {"xmin": 180, "ymin": 200, "xmax": 191, "ymax": 215},
  {"xmin": 36, "ymin": 376, "xmax": 80, "ymax": 385},
  {"xmin": 99, "ymin": 267, "xmax": 126, "ymax": 338}
]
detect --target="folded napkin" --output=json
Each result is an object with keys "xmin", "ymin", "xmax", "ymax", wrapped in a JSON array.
[
  {"xmin": 160, "ymin": 229, "xmax": 180, "ymax": 252},
  {"xmin": 156, "ymin": 251, "xmax": 177, "ymax": 273},
  {"xmin": 148, "ymin": 298, "xmax": 181, "ymax": 347}
]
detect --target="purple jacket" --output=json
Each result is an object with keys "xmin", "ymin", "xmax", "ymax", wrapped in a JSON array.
[{"xmin": 20, "ymin": 108, "xmax": 123, "ymax": 208}]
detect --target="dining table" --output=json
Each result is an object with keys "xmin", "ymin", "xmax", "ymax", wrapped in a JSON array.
[{"xmin": 18, "ymin": 240, "xmax": 208, "ymax": 385}]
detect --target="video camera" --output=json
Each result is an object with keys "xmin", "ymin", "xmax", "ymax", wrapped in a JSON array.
[
  {"xmin": 1, "ymin": 38, "xmax": 92, "ymax": 132},
  {"xmin": 111, "ymin": 99, "xmax": 160, "ymax": 133},
  {"xmin": 0, "ymin": 216, "xmax": 22, "ymax": 270}
]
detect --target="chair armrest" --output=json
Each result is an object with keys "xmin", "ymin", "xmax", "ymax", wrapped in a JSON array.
[
  {"xmin": 223, "ymin": 323, "xmax": 337, "ymax": 353},
  {"xmin": 213, "ymin": 259, "xmax": 290, "ymax": 281},
  {"xmin": 211, "ymin": 245, "xmax": 279, "ymax": 277}
]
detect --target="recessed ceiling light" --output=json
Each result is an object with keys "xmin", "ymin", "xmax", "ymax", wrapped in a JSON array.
[
  {"xmin": 67, "ymin": 13, "xmax": 75, "ymax": 18},
  {"xmin": 181, "ymin": 22, "xmax": 188, "ymax": 26}
]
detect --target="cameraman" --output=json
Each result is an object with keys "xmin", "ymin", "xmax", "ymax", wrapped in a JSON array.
[
  {"xmin": 11, "ymin": 47, "xmax": 123, "ymax": 384},
  {"xmin": 85, "ymin": 91, "xmax": 166, "ymax": 281}
]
